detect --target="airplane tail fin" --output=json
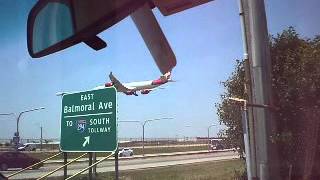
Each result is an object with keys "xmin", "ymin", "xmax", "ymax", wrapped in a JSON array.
[{"xmin": 160, "ymin": 71, "xmax": 171, "ymax": 81}]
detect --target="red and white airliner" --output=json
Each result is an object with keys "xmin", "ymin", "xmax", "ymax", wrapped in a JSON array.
[{"xmin": 95, "ymin": 72, "xmax": 173, "ymax": 96}]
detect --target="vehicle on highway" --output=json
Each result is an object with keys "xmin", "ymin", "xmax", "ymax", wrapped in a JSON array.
[
  {"xmin": 17, "ymin": 143, "xmax": 37, "ymax": 151},
  {"xmin": 0, "ymin": 152, "xmax": 43, "ymax": 171},
  {"xmin": 118, "ymin": 148, "xmax": 134, "ymax": 157},
  {"xmin": 210, "ymin": 140, "xmax": 225, "ymax": 150},
  {"xmin": 215, "ymin": 143, "xmax": 225, "ymax": 150}
]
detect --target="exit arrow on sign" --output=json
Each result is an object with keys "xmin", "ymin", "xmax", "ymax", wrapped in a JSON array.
[{"xmin": 82, "ymin": 136, "xmax": 90, "ymax": 147}]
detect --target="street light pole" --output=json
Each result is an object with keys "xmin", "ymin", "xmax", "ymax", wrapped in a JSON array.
[
  {"xmin": 142, "ymin": 120, "xmax": 154, "ymax": 156},
  {"xmin": 120, "ymin": 117, "xmax": 173, "ymax": 156},
  {"xmin": 184, "ymin": 124, "xmax": 219, "ymax": 149},
  {"xmin": 142, "ymin": 122, "xmax": 145, "ymax": 155},
  {"xmin": 141, "ymin": 118, "xmax": 173, "ymax": 156},
  {"xmin": 40, "ymin": 126, "xmax": 43, "ymax": 151},
  {"xmin": 207, "ymin": 124, "xmax": 217, "ymax": 151},
  {"xmin": 14, "ymin": 107, "xmax": 45, "ymax": 149}
]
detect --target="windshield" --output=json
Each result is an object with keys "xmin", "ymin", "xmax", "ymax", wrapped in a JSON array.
[{"xmin": 0, "ymin": 0, "xmax": 319, "ymax": 179}]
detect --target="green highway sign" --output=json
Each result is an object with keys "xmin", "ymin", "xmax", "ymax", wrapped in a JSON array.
[{"xmin": 60, "ymin": 87, "xmax": 117, "ymax": 152}]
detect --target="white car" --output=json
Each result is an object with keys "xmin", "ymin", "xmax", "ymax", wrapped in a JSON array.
[
  {"xmin": 17, "ymin": 143, "xmax": 37, "ymax": 151},
  {"xmin": 118, "ymin": 148, "xmax": 134, "ymax": 157}
]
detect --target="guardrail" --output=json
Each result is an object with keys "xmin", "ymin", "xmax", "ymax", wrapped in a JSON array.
[
  {"xmin": 65, "ymin": 152, "xmax": 114, "ymax": 180},
  {"xmin": 36, "ymin": 153, "xmax": 87, "ymax": 180},
  {"xmin": 5, "ymin": 151, "xmax": 114, "ymax": 180},
  {"xmin": 7, "ymin": 151, "xmax": 63, "ymax": 178}
]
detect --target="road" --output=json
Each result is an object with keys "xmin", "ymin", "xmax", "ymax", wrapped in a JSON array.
[
  {"xmin": 20, "ymin": 144, "xmax": 210, "ymax": 153},
  {"xmin": 124, "ymin": 143, "xmax": 209, "ymax": 149},
  {"xmin": 2, "ymin": 151, "xmax": 238, "ymax": 179}
]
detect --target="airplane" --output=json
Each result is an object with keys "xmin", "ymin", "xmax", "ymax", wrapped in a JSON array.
[{"xmin": 95, "ymin": 71, "xmax": 173, "ymax": 96}]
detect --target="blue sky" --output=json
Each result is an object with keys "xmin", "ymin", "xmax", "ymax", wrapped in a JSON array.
[{"xmin": 0, "ymin": 0, "xmax": 319, "ymax": 140}]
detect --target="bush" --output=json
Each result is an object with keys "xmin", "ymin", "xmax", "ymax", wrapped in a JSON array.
[{"xmin": 233, "ymin": 169, "xmax": 247, "ymax": 180}]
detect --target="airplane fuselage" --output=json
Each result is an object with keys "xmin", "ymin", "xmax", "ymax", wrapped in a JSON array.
[{"xmin": 123, "ymin": 80, "xmax": 160, "ymax": 91}]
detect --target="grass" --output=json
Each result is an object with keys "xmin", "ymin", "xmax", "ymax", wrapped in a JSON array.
[
  {"xmin": 131, "ymin": 145, "xmax": 207, "ymax": 155},
  {"xmin": 27, "ymin": 145, "xmax": 208, "ymax": 160},
  {"xmin": 54, "ymin": 159, "xmax": 245, "ymax": 180}
]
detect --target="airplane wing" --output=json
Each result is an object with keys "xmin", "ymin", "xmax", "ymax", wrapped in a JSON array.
[
  {"xmin": 153, "ymin": 0, "xmax": 213, "ymax": 16},
  {"xmin": 141, "ymin": 86, "xmax": 167, "ymax": 94},
  {"xmin": 131, "ymin": 1, "xmax": 213, "ymax": 75},
  {"xmin": 109, "ymin": 72, "xmax": 133, "ymax": 92},
  {"xmin": 131, "ymin": 4, "xmax": 176, "ymax": 75}
]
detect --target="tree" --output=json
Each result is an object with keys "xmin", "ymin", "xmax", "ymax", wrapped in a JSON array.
[
  {"xmin": 215, "ymin": 59, "xmax": 246, "ymax": 156},
  {"xmin": 216, "ymin": 27, "xmax": 320, "ymax": 179},
  {"xmin": 270, "ymin": 27, "xmax": 320, "ymax": 179}
]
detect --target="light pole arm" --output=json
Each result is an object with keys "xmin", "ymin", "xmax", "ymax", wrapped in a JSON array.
[
  {"xmin": 227, "ymin": 97, "xmax": 278, "ymax": 110},
  {"xmin": 119, "ymin": 120, "xmax": 140, "ymax": 123},
  {"xmin": 143, "ymin": 120, "xmax": 153, "ymax": 126},
  {"xmin": 0, "ymin": 113, "xmax": 14, "ymax": 116},
  {"xmin": 143, "ymin": 117, "xmax": 173, "ymax": 126},
  {"xmin": 16, "ymin": 107, "xmax": 45, "ymax": 135}
]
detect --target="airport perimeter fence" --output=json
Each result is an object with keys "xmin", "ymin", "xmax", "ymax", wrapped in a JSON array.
[
  {"xmin": 120, "ymin": 137, "xmax": 207, "ymax": 147},
  {"xmin": 0, "ymin": 138, "xmax": 59, "ymax": 151},
  {"xmin": 0, "ymin": 137, "xmax": 210, "ymax": 151}
]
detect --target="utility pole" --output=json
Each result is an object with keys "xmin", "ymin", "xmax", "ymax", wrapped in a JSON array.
[
  {"xmin": 247, "ymin": 0, "xmax": 271, "ymax": 179},
  {"xmin": 240, "ymin": 0, "xmax": 280, "ymax": 179},
  {"xmin": 238, "ymin": 0, "xmax": 257, "ymax": 178}
]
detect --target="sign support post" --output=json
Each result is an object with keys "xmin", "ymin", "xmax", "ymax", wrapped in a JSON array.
[
  {"xmin": 93, "ymin": 152, "xmax": 97, "ymax": 178},
  {"xmin": 89, "ymin": 152, "xmax": 93, "ymax": 180},
  {"xmin": 115, "ymin": 148, "xmax": 119, "ymax": 180},
  {"xmin": 63, "ymin": 152, "xmax": 67, "ymax": 179}
]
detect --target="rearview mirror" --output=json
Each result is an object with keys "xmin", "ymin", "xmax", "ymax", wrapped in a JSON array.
[{"xmin": 27, "ymin": 0, "xmax": 147, "ymax": 58}]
